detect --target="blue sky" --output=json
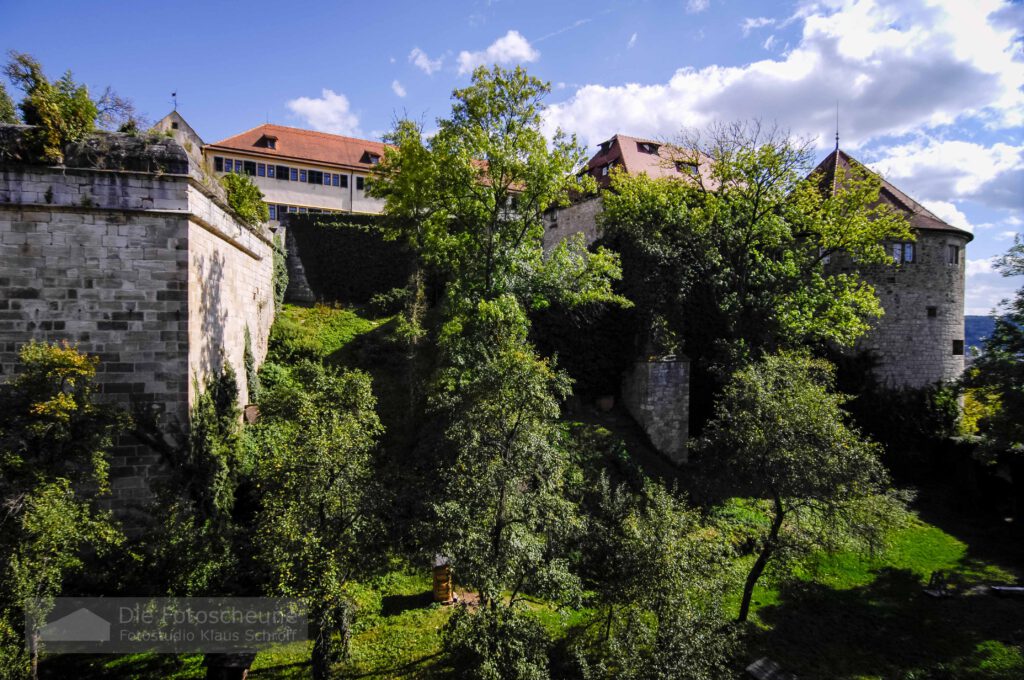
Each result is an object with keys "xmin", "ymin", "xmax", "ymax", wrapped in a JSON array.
[{"xmin": 2, "ymin": 0, "xmax": 1021, "ymax": 312}]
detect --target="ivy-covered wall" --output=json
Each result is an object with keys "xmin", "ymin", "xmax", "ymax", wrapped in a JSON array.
[{"xmin": 283, "ymin": 214, "xmax": 416, "ymax": 304}]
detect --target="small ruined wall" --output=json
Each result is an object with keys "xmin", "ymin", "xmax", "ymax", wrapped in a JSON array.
[
  {"xmin": 0, "ymin": 127, "xmax": 275, "ymax": 505},
  {"xmin": 543, "ymin": 195, "xmax": 603, "ymax": 250},
  {"xmin": 621, "ymin": 357, "xmax": 690, "ymax": 464}
]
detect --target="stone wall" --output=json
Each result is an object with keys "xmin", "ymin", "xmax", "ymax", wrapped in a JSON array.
[
  {"xmin": 621, "ymin": 357, "xmax": 690, "ymax": 464},
  {"xmin": 543, "ymin": 195, "xmax": 603, "ymax": 250},
  {"xmin": 828, "ymin": 229, "xmax": 969, "ymax": 388},
  {"xmin": 0, "ymin": 127, "xmax": 275, "ymax": 505}
]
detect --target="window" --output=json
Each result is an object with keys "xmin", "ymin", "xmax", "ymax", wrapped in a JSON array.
[
  {"xmin": 947, "ymin": 244, "xmax": 960, "ymax": 265},
  {"xmin": 952, "ymin": 339, "xmax": 964, "ymax": 356},
  {"xmin": 675, "ymin": 162, "xmax": 698, "ymax": 176},
  {"xmin": 600, "ymin": 165, "xmax": 609, "ymax": 177},
  {"xmin": 332, "ymin": 174, "xmax": 340, "ymax": 187},
  {"xmin": 277, "ymin": 166, "xmax": 289, "ymax": 181},
  {"xmin": 243, "ymin": 161, "xmax": 256, "ymax": 176},
  {"xmin": 290, "ymin": 168, "xmax": 298, "ymax": 181},
  {"xmin": 819, "ymin": 247, "xmax": 832, "ymax": 265},
  {"xmin": 288, "ymin": 206, "xmax": 297, "ymax": 213},
  {"xmin": 257, "ymin": 163, "xmax": 266, "ymax": 177},
  {"xmin": 323, "ymin": 172, "xmax": 331, "ymax": 186},
  {"xmin": 171, "ymin": 121, "xmax": 179, "ymax": 130},
  {"xmin": 637, "ymin": 142, "xmax": 658, "ymax": 154},
  {"xmin": 891, "ymin": 242, "xmax": 914, "ymax": 264},
  {"xmin": 927, "ymin": 306, "xmax": 938, "ymax": 318},
  {"xmin": 224, "ymin": 158, "xmax": 233, "ymax": 173},
  {"xmin": 356, "ymin": 176, "xmax": 365, "ymax": 191},
  {"xmin": 267, "ymin": 165, "xmax": 275, "ymax": 178},
  {"xmin": 340, "ymin": 174, "xmax": 349, "ymax": 188},
  {"xmin": 299, "ymin": 169, "xmax": 307, "ymax": 182},
  {"xmin": 298, "ymin": 207, "xmax": 307, "ymax": 214},
  {"xmin": 214, "ymin": 156, "xmax": 224, "ymax": 172},
  {"xmin": 308, "ymin": 170, "xmax": 323, "ymax": 185},
  {"xmin": 268, "ymin": 204, "xmax": 277, "ymax": 220}
]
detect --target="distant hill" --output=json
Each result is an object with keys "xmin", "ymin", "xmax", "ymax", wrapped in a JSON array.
[{"xmin": 966, "ymin": 315, "xmax": 997, "ymax": 354}]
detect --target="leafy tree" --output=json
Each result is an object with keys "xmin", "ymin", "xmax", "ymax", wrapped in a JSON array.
[
  {"xmin": 139, "ymin": 366, "xmax": 248, "ymax": 597},
  {"xmin": 221, "ymin": 171, "xmax": 270, "ymax": 226},
  {"xmin": 4, "ymin": 52, "xmax": 98, "ymax": 163},
  {"xmin": 431, "ymin": 297, "xmax": 581, "ymax": 610},
  {"xmin": 964, "ymin": 234, "xmax": 1024, "ymax": 459},
  {"xmin": 600, "ymin": 121, "xmax": 911, "ymax": 384},
  {"xmin": 444, "ymin": 605, "xmax": 553, "ymax": 680},
  {"xmin": 248, "ymin": 361, "xmax": 382, "ymax": 680},
  {"xmin": 0, "ymin": 342, "xmax": 127, "ymax": 678},
  {"xmin": 698, "ymin": 352, "xmax": 908, "ymax": 623},
  {"xmin": 567, "ymin": 478, "xmax": 736, "ymax": 680},
  {"xmin": 0, "ymin": 82, "xmax": 17, "ymax": 124},
  {"xmin": 372, "ymin": 66, "xmax": 626, "ymax": 313},
  {"xmin": 271, "ymin": 234, "xmax": 289, "ymax": 314}
]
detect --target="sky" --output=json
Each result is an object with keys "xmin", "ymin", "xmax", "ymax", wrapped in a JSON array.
[{"xmin": 1, "ymin": 0, "xmax": 1021, "ymax": 313}]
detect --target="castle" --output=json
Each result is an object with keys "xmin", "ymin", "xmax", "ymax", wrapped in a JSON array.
[{"xmin": 0, "ymin": 116, "xmax": 970, "ymax": 482}]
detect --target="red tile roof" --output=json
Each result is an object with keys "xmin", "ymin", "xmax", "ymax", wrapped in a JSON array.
[
  {"xmin": 582, "ymin": 134, "xmax": 714, "ymax": 187},
  {"xmin": 206, "ymin": 124, "xmax": 390, "ymax": 172},
  {"xmin": 811, "ymin": 149, "xmax": 972, "ymax": 240}
]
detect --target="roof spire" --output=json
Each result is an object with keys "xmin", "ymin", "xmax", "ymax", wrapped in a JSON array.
[{"xmin": 835, "ymin": 101, "xmax": 840, "ymax": 152}]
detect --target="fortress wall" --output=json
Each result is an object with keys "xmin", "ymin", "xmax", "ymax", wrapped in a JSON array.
[{"xmin": 0, "ymin": 140, "xmax": 275, "ymax": 506}]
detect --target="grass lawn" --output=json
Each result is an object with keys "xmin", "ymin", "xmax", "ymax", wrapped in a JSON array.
[{"xmin": 742, "ymin": 509, "xmax": 1024, "ymax": 679}]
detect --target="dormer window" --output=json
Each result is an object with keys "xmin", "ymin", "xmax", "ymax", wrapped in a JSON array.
[
  {"xmin": 599, "ymin": 140, "xmax": 613, "ymax": 154},
  {"xmin": 360, "ymin": 151, "xmax": 381, "ymax": 165},
  {"xmin": 258, "ymin": 135, "xmax": 278, "ymax": 150},
  {"xmin": 637, "ymin": 142, "xmax": 659, "ymax": 154},
  {"xmin": 675, "ymin": 162, "xmax": 698, "ymax": 176}
]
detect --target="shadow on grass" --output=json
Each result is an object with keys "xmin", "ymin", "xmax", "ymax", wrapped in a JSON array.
[
  {"xmin": 337, "ymin": 651, "xmax": 444, "ymax": 679},
  {"xmin": 748, "ymin": 566, "xmax": 1024, "ymax": 679},
  {"xmin": 380, "ymin": 591, "xmax": 435, "ymax": 617}
]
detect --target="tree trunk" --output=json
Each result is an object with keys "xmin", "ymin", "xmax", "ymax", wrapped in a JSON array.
[
  {"xmin": 737, "ymin": 498, "xmax": 785, "ymax": 623},
  {"xmin": 310, "ymin": 609, "xmax": 331, "ymax": 680}
]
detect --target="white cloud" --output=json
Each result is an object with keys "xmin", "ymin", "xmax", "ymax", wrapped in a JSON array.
[
  {"xmin": 409, "ymin": 47, "xmax": 442, "ymax": 75},
  {"xmin": 628, "ymin": 32, "xmax": 638, "ymax": 49},
  {"xmin": 869, "ymin": 139, "xmax": 1024, "ymax": 211},
  {"xmin": 391, "ymin": 80, "xmax": 407, "ymax": 98},
  {"xmin": 966, "ymin": 257, "xmax": 996, "ymax": 277},
  {"xmin": 686, "ymin": 0, "xmax": 710, "ymax": 14},
  {"xmin": 741, "ymin": 17, "xmax": 776, "ymax": 36},
  {"xmin": 966, "ymin": 275, "xmax": 1020, "ymax": 314},
  {"xmin": 1007, "ymin": 216, "xmax": 1023, "ymax": 226},
  {"xmin": 996, "ymin": 230, "xmax": 1020, "ymax": 240},
  {"xmin": 457, "ymin": 30, "xmax": 539, "ymax": 75},
  {"xmin": 542, "ymin": 0, "xmax": 1024, "ymax": 151},
  {"xmin": 924, "ymin": 200, "xmax": 973, "ymax": 233},
  {"xmin": 762, "ymin": 35, "xmax": 777, "ymax": 51},
  {"xmin": 286, "ymin": 89, "xmax": 360, "ymax": 136}
]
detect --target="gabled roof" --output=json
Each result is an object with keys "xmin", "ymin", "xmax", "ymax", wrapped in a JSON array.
[
  {"xmin": 582, "ymin": 134, "xmax": 714, "ymax": 187},
  {"xmin": 206, "ymin": 124, "xmax": 389, "ymax": 172},
  {"xmin": 811, "ymin": 148, "xmax": 973, "ymax": 240}
]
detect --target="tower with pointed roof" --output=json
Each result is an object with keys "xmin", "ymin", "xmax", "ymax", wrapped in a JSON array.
[{"xmin": 811, "ymin": 148, "xmax": 972, "ymax": 388}]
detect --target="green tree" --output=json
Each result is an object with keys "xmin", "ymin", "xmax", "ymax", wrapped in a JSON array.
[
  {"xmin": 248, "ymin": 361, "xmax": 382, "ymax": 680},
  {"xmin": 0, "ymin": 342, "xmax": 127, "ymax": 678},
  {"xmin": 372, "ymin": 66, "xmax": 626, "ymax": 312},
  {"xmin": 4, "ymin": 52, "xmax": 98, "ymax": 164},
  {"xmin": 964, "ymin": 234, "xmax": 1024, "ymax": 458},
  {"xmin": 601, "ymin": 121, "xmax": 912, "ymax": 381},
  {"xmin": 221, "ymin": 171, "xmax": 270, "ymax": 226},
  {"xmin": 569, "ymin": 478, "xmax": 736, "ymax": 680},
  {"xmin": 698, "ymin": 352, "xmax": 908, "ymax": 623},
  {"xmin": 0, "ymin": 82, "xmax": 17, "ymax": 124}
]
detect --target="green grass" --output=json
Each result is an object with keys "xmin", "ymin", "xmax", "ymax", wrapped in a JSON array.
[{"xmin": 268, "ymin": 303, "xmax": 391, "ymax": 363}]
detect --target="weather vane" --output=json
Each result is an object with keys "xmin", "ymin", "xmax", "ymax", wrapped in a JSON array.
[{"xmin": 172, "ymin": 91, "xmax": 177, "ymax": 111}]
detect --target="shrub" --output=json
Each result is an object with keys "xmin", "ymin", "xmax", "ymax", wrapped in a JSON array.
[
  {"xmin": 221, "ymin": 172, "xmax": 269, "ymax": 226},
  {"xmin": 443, "ymin": 606, "xmax": 552, "ymax": 680}
]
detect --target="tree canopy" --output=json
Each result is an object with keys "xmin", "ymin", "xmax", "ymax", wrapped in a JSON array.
[
  {"xmin": 698, "ymin": 351, "xmax": 908, "ymax": 622},
  {"xmin": 601, "ymin": 121, "xmax": 911, "ymax": 380}
]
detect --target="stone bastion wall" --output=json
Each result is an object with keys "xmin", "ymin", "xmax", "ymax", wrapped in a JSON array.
[{"xmin": 0, "ymin": 126, "xmax": 276, "ymax": 506}]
